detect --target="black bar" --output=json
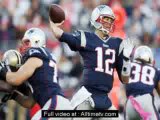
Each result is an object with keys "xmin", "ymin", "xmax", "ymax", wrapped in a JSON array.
[{"xmin": 42, "ymin": 110, "xmax": 119, "ymax": 118}]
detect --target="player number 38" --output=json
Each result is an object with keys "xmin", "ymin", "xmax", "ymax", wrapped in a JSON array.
[{"xmin": 129, "ymin": 63, "xmax": 155, "ymax": 85}]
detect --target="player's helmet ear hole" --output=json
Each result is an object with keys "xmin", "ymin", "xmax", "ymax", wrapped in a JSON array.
[{"xmin": 35, "ymin": 40, "xmax": 39, "ymax": 44}]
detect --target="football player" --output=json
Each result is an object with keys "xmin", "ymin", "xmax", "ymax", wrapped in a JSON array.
[
  {"xmin": 0, "ymin": 50, "xmax": 34, "ymax": 108},
  {"xmin": 50, "ymin": 4, "xmax": 134, "ymax": 120},
  {"xmin": 123, "ymin": 46, "xmax": 160, "ymax": 120},
  {"xmin": 0, "ymin": 28, "xmax": 73, "ymax": 120}
]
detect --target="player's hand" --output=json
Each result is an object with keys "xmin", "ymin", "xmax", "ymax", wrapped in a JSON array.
[
  {"xmin": 49, "ymin": 18, "xmax": 64, "ymax": 39},
  {"xmin": 49, "ymin": 17, "xmax": 64, "ymax": 27},
  {"xmin": 122, "ymin": 38, "xmax": 136, "ymax": 60},
  {"xmin": 0, "ymin": 61, "xmax": 8, "ymax": 80}
]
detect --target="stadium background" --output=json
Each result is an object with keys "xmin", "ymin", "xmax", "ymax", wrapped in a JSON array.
[{"xmin": 0, "ymin": 0, "xmax": 160, "ymax": 119}]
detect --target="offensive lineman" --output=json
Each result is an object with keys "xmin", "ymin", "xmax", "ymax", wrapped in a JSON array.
[{"xmin": 0, "ymin": 28, "xmax": 73, "ymax": 120}]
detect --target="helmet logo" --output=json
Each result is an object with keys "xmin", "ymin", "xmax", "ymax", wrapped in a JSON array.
[
  {"xmin": 28, "ymin": 29, "xmax": 34, "ymax": 34},
  {"xmin": 98, "ymin": 5, "xmax": 106, "ymax": 11}
]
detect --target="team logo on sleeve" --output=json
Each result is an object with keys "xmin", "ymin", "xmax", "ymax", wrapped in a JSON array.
[
  {"xmin": 98, "ymin": 5, "xmax": 106, "ymax": 11},
  {"xmin": 29, "ymin": 49, "xmax": 41, "ymax": 55},
  {"xmin": 103, "ymin": 44, "xmax": 109, "ymax": 48}
]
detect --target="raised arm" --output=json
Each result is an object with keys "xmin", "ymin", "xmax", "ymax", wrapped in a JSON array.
[
  {"xmin": 50, "ymin": 19, "xmax": 83, "ymax": 51},
  {"xmin": 117, "ymin": 38, "xmax": 136, "ymax": 84},
  {"xmin": 49, "ymin": 19, "xmax": 64, "ymax": 39}
]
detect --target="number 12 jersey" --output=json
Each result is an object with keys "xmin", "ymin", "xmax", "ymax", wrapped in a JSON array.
[{"xmin": 59, "ymin": 31, "xmax": 124, "ymax": 94}]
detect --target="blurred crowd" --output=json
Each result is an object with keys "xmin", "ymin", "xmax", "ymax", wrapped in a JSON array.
[{"xmin": 0, "ymin": 0, "xmax": 160, "ymax": 120}]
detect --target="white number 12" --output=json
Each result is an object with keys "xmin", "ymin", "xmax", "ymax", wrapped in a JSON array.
[{"xmin": 95, "ymin": 47, "xmax": 115, "ymax": 75}]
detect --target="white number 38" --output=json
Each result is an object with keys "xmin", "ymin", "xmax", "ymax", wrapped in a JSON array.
[{"xmin": 129, "ymin": 63, "xmax": 155, "ymax": 85}]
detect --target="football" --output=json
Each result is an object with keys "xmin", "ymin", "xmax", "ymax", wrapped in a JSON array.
[{"xmin": 49, "ymin": 4, "xmax": 65, "ymax": 23}]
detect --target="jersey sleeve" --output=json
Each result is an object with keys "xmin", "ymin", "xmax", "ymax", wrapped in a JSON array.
[
  {"xmin": 59, "ymin": 30, "xmax": 87, "ymax": 51},
  {"xmin": 155, "ymin": 69, "xmax": 160, "ymax": 88},
  {"xmin": 115, "ymin": 50, "xmax": 124, "ymax": 82},
  {"xmin": 115, "ymin": 38, "xmax": 124, "ymax": 82}
]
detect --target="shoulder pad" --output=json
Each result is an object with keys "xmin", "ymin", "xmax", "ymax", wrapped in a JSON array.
[
  {"xmin": 27, "ymin": 48, "xmax": 42, "ymax": 57},
  {"xmin": 23, "ymin": 47, "xmax": 48, "ymax": 62}
]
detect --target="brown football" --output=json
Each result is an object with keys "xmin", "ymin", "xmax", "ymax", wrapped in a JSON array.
[{"xmin": 49, "ymin": 4, "xmax": 65, "ymax": 23}]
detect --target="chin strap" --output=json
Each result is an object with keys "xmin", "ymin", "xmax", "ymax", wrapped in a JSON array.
[{"xmin": 100, "ymin": 27, "xmax": 109, "ymax": 35}]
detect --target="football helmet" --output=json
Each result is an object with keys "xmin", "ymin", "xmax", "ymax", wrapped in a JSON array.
[
  {"xmin": 133, "ymin": 46, "xmax": 154, "ymax": 65},
  {"xmin": 90, "ymin": 5, "xmax": 115, "ymax": 35},
  {"xmin": 20, "ymin": 28, "xmax": 46, "ymax": 53},
  {"xmin": 2, "ymin": 50, "xmax": 22, "ymax": 72}
]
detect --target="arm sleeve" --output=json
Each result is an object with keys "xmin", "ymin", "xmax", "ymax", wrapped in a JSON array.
[
  {"xmin": 115, "ymin": 51, "xmax": 124, "ymax": 83},
  {"xmin": 155, "ymin": 70, "xmax": 160, "ymax": 88},
  {"xmin": 115, "ymin": 38, "xmax": 124, "ymax": 83},
  {"xmin": 59, "ymin": 31, "xmax": 86, "ymax": 51}
]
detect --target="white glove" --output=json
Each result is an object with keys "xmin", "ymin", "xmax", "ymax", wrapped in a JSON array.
[{"xmin": 119, "ymin": 38, "xmax": 137, "ymax": 59}]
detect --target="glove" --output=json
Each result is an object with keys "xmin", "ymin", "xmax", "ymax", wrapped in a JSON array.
[
  {"xmin": 0, "ymin": 62, "xmax": 8, "ymax": 80},
  {"xmin": 123, "ymin": 38, "xmax": 136, "ymax": 60},
  {"xmin": 119, "ymin": 38, "xmax": 138, "ymax": 61},
  {"xmin": 1, "ymin": 91, "xmax": 19, "ymax": 103}
]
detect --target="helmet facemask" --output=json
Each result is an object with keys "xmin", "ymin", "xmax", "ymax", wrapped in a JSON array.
[
  {"xmin": 19, "ymin": 39, "xmax": 31, "ymax": 54},
  {"xmin": 95, "ymin": 15, "xmax": 115, "ymax": 35}
]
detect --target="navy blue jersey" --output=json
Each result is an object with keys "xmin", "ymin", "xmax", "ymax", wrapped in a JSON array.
[
  {"xmin": 60, "ymin": 31, "xmax": 123, "ymax": 94},
  {"xmin": 22, "ymin": 47, "xmax": 63, "ymax": 107},
  {"xmin": 126, "ymin": 62, "xmax": 160, "ymax": 97}
]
